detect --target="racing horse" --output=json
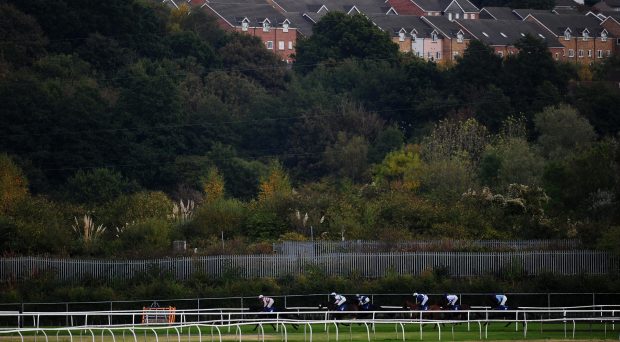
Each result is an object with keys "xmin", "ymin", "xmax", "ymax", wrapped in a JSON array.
[
  {"xmin": 247, "ymin": 305, "xmax": 300, "ymax": 331},
  {"xmin": 318, "ymin": 301, "xmax": 361, "ymax": 325},
  {"xmin": 402, "ymin": 296, "xmax": 444, "ymax": 321}
]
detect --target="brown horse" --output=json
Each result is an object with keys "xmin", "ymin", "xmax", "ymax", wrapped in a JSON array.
[{"xmin": 403, "ymin": 297, "xmax": 443, "ymax": 321}]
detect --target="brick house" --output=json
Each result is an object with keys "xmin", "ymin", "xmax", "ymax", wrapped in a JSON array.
[
  {"xmin": 600, "ymin": 14, "xmax": 620, "ymax": 54},
  {"xmin": 371, "ymin": 14, "xmax": 445, "ymax": 60},
  {"xmin": 456, "ymin": 19, "xmax": 564, "ymax": 58},
  {"xmin": 593, "ymin": 0, "xmax": 620, "ymax": 13},
  {"xmin": 525, "ymin": 13, "xmax": 614, "ymax": 63},
  {"xmin": 388, "ymin": 0, "xmax": 480, "ymax": 19},
  {"xmin": 202, "ymin": 2, "xmax": 298, "ymax": 62},
  {"xmin": 422, "ymin": 16, "xmax": 473, "ymax": 62}
]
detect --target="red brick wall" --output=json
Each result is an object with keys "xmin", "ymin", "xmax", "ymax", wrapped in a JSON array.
[
  {"xmin": 557, "ymin": 37, "xmax": 615, "ymax": 64},
  {"xmin": 387, "ymin": 0, "xmax": 426, "ymax": 15},
  {"xmin": 236, "ymin": 26, "xmax": 298, "ymax": 62}
]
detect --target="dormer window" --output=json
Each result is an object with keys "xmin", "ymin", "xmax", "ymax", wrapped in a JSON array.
[
  {"xmin": 411, "ymin": 33, "xmax": 417, "ymax": 42},
  {"xmin": 582, "ymin": 29, "xmax": 589, "ymax": 41},
  {"xmin": 399, "ymin": 31, "xmax": 406, "ymax": 42},
  {"xmin": 263, "ymin": 21, "xmax": 270, "ymax": 32},
  {"xmin": 241, "ymin": 21, "xmax": 249, "ymax": 32},
  {"xmin": 283, "ymin": 21, "xmax": 289, "ymax": 33},
  {"xmin": 564, "ymin": 29, "xmax": 571, "ymax": 40},
  {"xmin": 601, "ymin": 30, "xmax": 608, "ymax": 42},
  {"xmin": 457, "ymin": 31, "xmax": 464, "ymax": 43},
  {"xmin": 432, "ymin": 31, "xmax": 438, "ymax": 42}
]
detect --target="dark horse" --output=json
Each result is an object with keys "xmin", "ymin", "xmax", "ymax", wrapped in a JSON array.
[
  {"xmin": 403, "ymin": 297, "xmax": 443, "ymax": 321},
  {"xmin": 247, "ymin": 306, "xmax": 300, "ymax": 331},
  {"xmin": 318, "ymin": 301, "xmax": 360, "ymax": 325}
]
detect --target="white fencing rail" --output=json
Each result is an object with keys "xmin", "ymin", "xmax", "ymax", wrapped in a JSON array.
[
  {"xmin": 0, "ymin": 309, "xmax": 619, "ymax": 342},
  {"xmin": 2, "ymin": 251, "xmax": 618, "ymax": 283}
]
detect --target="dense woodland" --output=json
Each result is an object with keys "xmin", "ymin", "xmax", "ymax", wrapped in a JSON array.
[{"xmin": 1, "ymin": 0, "xmax": 620, "ymax": 259}]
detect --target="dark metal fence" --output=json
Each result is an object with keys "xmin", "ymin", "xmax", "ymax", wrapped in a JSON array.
[{"xmin": 1, "ymin": 250, "xmax": 617, "ymax": 284}]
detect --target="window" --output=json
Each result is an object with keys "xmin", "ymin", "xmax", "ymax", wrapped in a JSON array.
[
  {"xmin": 411, "ymin": 33, "xmax": 417, "ymax": 42},
  {"xmin": 470, "ymin": 13, "xmax": 475, "ymax": 19},
  {"xmin": 456, "ymin": 13, "xmax": 460, "ymax": 19},
  {"xmin": 266, "ymin": 41, "xmax": 273, "ymax": 49},
  {"xmin": 448, "ymin": 12, "xmax": 452, "ymax": 20},
  {"xmin": 601, "ymin": 31, "xmax": 607, "ymax": 42},
  {"xmin": 278, "ymin": 41, "xmax": 285, "ymax": 50},
  {"xmin": 453, "ymin": 51, "xmax": 459, "ymax": 57},
  {"xmin": 568, "ymin": 49, "xmax": 574, "ymax": 57},
  {"xmin": 432, "ymin": 32, "xmax": 438, "ymax": 42},
  {"xmin": 578, "ymin": 49, "xmax": 584, "ymax": 57},
  {"xmin": 427, "ymin": 52, "xmax": 432, "ymax": 59},
  {"xmin": 588, "ymin": 49, "xmax": 592, "ymax": 57},
  {"xmin": 597, "ymin": 50, "xmax": 603, "ymax": 58},
  {"xmin": 498, "ymin": 51, "xmax": 504, "ymax": 57},
  {"xmin": 288, "ymin": 41, "xmax": 293, "ymax": 49},
  {"xmin": 583, "ymin": 30, "xmax": 589, "ymax": 40},
  {"xmin": 399, "ymin": 32, "xmax": 405, "ymax": 42},
  {"xmin": 282, "ymin": 22, "xmax": 289, "ymax": 33},
  {"xmin": 555, "ymin": 52, "xmax": 559, "ymax": 60},
  {"xmin": 607, "ymin": 50, "xmax": 611, "ymax": 57},
  {"xmin": 457, "ymin": 32, "xmax": 464, "ymax": 43},
  {"xmin": 436, "ymin": 51, "xmax": 441, "ymax": 59},
  {"xmin": 263, "ymin": 22, "xmax": 270, "ymax": 32},
  {"xmin": 464, "ymin": 13, "xmax": 469, "ymax": 19},
  {"xmin": 564, "ymin": 30, "xmax": 571, "ymax": 40},
  {"xmin": 241, "ymin": 21, "xmax": 249, "ymax": 32}
]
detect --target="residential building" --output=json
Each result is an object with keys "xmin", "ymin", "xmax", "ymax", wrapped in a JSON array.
[
  {"xmin": 526, "ymin": 13, "xmax": 614, "ymax": 63},
  {"xmin": 202, "ymin": 2, "xmax": 298, "ymax": 62},
  {"xmin": 593, "ymin": 0, "xmax": 620, "ymax": 13},
  {"xmin": 387, "ymin": 0, "xmax": 480, "ymax": 19},
  {"xmin": 371, "ymin": 14, "xmax": 444, "ymax": 60},
  {"xmin": 600, "ymin": 13, "xmax": 620, "ymax": 54},
  {"xmin": 456, "ymin": 19, "xmax": 564, "ymax": 58},
  {"xmin": 422, "ymin": 15, "xmax": 473, "ymax": 62}
]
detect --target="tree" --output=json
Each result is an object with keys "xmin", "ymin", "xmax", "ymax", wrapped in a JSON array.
[
  {"xmin": 323, "ymin": 133, "xmax": 369, "ymax": 182},
  {"xmin": 493, "ymin": 138, "xmax": 545, "ymax": 188},
  {"xmin": 202, "ymin": 167, "xmax": 225, "ymax": 203},
  {"xmin": 534, "ymin": 104, "xmax": 596, "ymax": 161},
  {"xmin": 422, "ymin": 118, "xmax": 489, "ymax": 165},
  {"xmin": 452, "ymin": 40, "xmax": 502, "ymax": 90},
  {"xmin": 0, "ymin": 153, "xmax": 29, "ymax": 213},
  {"xmin": 294, "ymin": 12, "xmax": 399, "ymax": 74},
  {"xmin": 0, "ymin": 4, "xmax": 48, "ymax": 67},
  {"xmin": 64, "ymin": 168, "xmax": 138, "ymax": 205}
]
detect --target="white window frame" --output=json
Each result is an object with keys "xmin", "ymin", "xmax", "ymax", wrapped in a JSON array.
[
  {"xmin": 464, "ymin": 13, "xmax": 469, "ymax": 19},
  {"xmin": 436, "ymin": 51, "xmax": 441, "ymax": 60},
  {"xmin": 288, "ymin": 41, "xmax": 293, "ymax": 49},
  {"xmin": 432, "ymin": 32, "xmax": 438, "ymax": 42},
  {"xmin": 282, "ymin": 22, "xmax": 289, "ymax": 33},
  {"xmin": 578, "ymin": 49, "xmax": 584, "ymax": 58},
  {"xmin": 278, "ymin": 41, "xmax": 285, "ymax": 50},
  {"xmin": 597, "ymin": 50, "xmax": 603, "ymax": 58},
  {"xmin": 266, "ymin": 40, "xmax": 273, "ymax": 49},
  {"xmin": 456, "ymin": 13, "xmax": 460, "ymax": 19},
  {"xmin": 564, "ymin": 30, "xmax": 571, "ymax": 41},
  {"xmin": 399, "ymin": 32, "xmax": 406, "ymax": 42},
  {"xmin": 241, "ymin": 21, "xmax": 249, "ymax": 32},
  {"xmin": 555, "ymin": 52, "xmax": 559, "ymax": 60},
  {"xmin": 498, "ymin": 51, "xmax": 504, "ymax": 57},
  {"xmin": 568, "ymin": 49, "xmax": 574, "ymax": 57},
  {"xmin": 263, "ymin": 21, "xmax": 270, "ymax": 32},
  {"xmin": 601, "ymin": 31, "xmax": 607, "ymax": 42},
  {"xmin": 457, "ymin": 32, "xmax": 464, "ymax": 43},
  {"xmin": 582, "ymin": 30, "xmax": 589, "ymax": 40},
  {"xmin": 588, "ymin": 49, "xmax": 592, "ymax": 57}
]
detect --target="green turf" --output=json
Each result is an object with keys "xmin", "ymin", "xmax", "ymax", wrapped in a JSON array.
[{"xmin": 1, "ymin": 323, "xmax": 619, "ymax": 341}]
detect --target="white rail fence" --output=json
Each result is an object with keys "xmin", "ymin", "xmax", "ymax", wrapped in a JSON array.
[
  {"xmin": 2, "ymin": 251, "xmax": 618, "ymax": 283},
  {"xmin": 0, "ymin": 307, "xmax": 619, "ymax": 341}
]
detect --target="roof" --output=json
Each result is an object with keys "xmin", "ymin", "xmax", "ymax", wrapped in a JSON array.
[
  {"xmin": 479, "ymin": 7, "xmax": 520, "ymax": 20},
  {"xmin": 270, "ymin": 0, "xmax": 390, "ymax": 15},
  {"xmin": 370, "ymin": 14, "xmax": 438, "ymax": 38},
  {"xmin": 603, "ymin": 0, "xmax": 620, "ymax": 7},
  {"xmin": 553, "ymin": 8, "xmax": 579, "ymax": 14},
  {"xmin": 512, "ymin": 8, "xmax": 552, "ymax": 19},
  {"xmin": 553, "ymin": 0, "xmax": 578, "ymax": 8},
  {"xmin": 422, "ymin": 15, "xmax": 474, "ymax": 39},
  {"xmin": 527, "ymin": 13, "xmax": 606, "ymax": 36},
  {"xmin": 205, "ymin": 3, "xmax": 295, "ymax": 27},
  {"xmin": 413, "ymin": 0, "xmax": 479, "ymax": 12},
  {"xmin": 457, "ymin": 19, "xmax": 563, "ymax": 48}
]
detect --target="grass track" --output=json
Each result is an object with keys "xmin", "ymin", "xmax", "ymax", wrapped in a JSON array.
[{"xmin": 1, "ymin": 323, "xmax": 618, "ymax": 341}]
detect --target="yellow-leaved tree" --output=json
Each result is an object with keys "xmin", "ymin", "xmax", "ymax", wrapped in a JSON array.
[
  {"xmin": 0, "ymin": 153, "xmax": 29, "ymax": 214},
  {"xmin": 258, "ymin": 161, "xmax": 292, "ymax": 203},
  {"xmin": 202, "ymin": 167, "xmax": 225, "ymax": 203}
]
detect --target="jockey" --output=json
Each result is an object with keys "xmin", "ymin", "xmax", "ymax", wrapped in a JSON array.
[
  {"xmin": 331, "ymin": 292, "xmax": 347, "ymax": 311},
  {"xmin": 356, "ymin": 294, "xmax": 371, "ymax": 310},
  {"xmin": 412, "ymin": 292, "xmax": 429, "ymax": 310},
  {"xmin": 445, "ymin": 294, "xmax": 459, "ymax": 310},
  {"xmin": 258, "ymin": 295, "xmax": 275, "ymax": 312},
  {"xmin": 494, "ymin": 294, "xmax": 508, "ymax": 310}
]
